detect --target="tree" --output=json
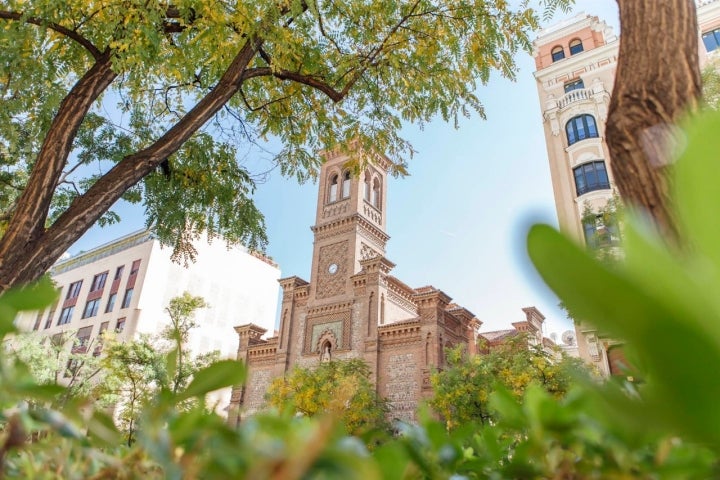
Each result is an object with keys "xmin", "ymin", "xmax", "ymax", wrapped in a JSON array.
[
  {"xmin": 606, "ymin": 0, "xmax": 701, "ymax": 239},
  {"xmin": 99, "ymin": 292, "xmax": 217, "ymax": 444},
  {"xmin": 160, "ymin": 292, "xmax": 210, "ymax": 395},
  {"xmin": 0, "ymin": 0, "xmax": 572, "ymax": 291},
  {"xmin": 266, "ymin": 358, "xmax": 389, "ymax": 436},
  {"xmin": 100, "ymin": 336, "xmax": 164, "ymax": 446},
  {"xmin": 5, "ymin": 330, "xmax": 104, "ymax": 408},
  {"xmin": 429, "ymin": 336, "xmax": 588, "ymax": 429}
]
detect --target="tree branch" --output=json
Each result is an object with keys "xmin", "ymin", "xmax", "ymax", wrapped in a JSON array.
[{"xmin": 0, "ymin": 10, "xmax": 102, "ymax": 60}]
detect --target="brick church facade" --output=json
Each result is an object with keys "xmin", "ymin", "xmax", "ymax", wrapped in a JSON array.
[{"xmin": 227, "ymin": 146, "xmax": 481, "ymax": 424}]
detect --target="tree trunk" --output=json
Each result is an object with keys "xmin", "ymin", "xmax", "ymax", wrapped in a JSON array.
[
  {"xmin": 607, "ymin": 0, "xmax": 701, "ymax": 238},
  {"xmin": 0, "ymin": 54, "xmax": 117, "ymax": 291},
  {"xmin": 0, "ymin": 38, "xmax": 261, "ymax": 292}
]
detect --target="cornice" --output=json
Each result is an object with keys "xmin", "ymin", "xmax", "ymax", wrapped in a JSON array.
[
  {"xmin": 311, "ymin": 213, "xmax": 390, "ymax": 245},
  {"xmin": 278, "ymin": 276, "xmax": 309, "ymax": 289},
  {"xmin": 307, "ymin": 300, "xmax": 354, "ymax": 316},
  {"xmin": 234, "ymin": 323, "xmax": 268, "ymax": 338},
  {"xmin": 378, "ymin": 319, "xmax": 422, "ymax": 345}
]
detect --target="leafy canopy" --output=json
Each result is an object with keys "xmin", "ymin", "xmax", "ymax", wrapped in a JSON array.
[
  {"xmin": 0, "ymin": 0, "xmax": 571, "ymax": 268},
  {"xmin": 266, "ymin": 358, "xmax": 389, "ymax": 436},
  {"xmin": 429, "ymin": 338, "xmax": 587, "ymax": 429}
]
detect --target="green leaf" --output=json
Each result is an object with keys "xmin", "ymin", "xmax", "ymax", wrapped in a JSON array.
[
  {"xmin": 0, "ymin": 277, "xmax": 57, "ymax": 336},
  {"xmin": 675, "ymin": 111, "xmax": 720, "ymax": 275},
  {"xmin": 86, "ymin": 410, "xmax": 121, "ymax": 446},
  {"xmin": 176, "ymin": 360, "xmax": 245, "ymax": 402},
  {"xmin": 1, "ymin": 276, "xmax": 58, "ymax": 311},
  {"xmin": 527, "ymin": 223, "xmax": 720, "ymax": 447}
]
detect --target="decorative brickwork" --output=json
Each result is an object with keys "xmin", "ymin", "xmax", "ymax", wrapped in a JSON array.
[
  {"xmin": 316, "ymin": 241, "xmax": 349, "ymax": 299},
  {"xmin": 244, "ymin": 368, "xmax": 273, "ymax": 414},
  {"xmin": 304, "ymin": 307, "xmax": 352, "ymax": 354},
  {"xmin": 360, "ymin": 242, "xmax": 380, "ymax": 261},
  {"xmin": 384, "ymin": 352, "xmax": 419, "ymax": 422}
]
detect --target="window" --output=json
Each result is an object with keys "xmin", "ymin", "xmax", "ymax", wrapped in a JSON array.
[
  {"xmin": 703, "ymin": 28, "xmax": 720, "ymax": 52},
  {"xmin": 564, "ymin": 79, "xmax": 584, "ymax": 93},
  {"xmin": 551, "ymin": 45, "xmax": 565, "ymax": 62},
  {"xmin": 342, "ymin": 171, "xmax": 351, "ymax": 198},
  {"xmin": 90, "ymin": 271, "xmax": 108, "ymax": 292},
  {"xmin": 328, "ymin": 174, "xmax": 339, "ymax": 203},
  {"xmin": 569, "ymin": 38, "xmax": 584, "ymax": 55},
  {"xmin": 129, "ymin": 260, "xmax": 141, "ymax": 276},
  {"xmin": 573, "ymin": 161, "xmax": 610, "ymax": 196},
  {"xmin": 73, "ymin": 326, "xmax": 92, "ymax": 354},
  {"xmin": 116, "ymin": 317, "xmax": 126, "ymax": 333},
  {"xmin": 121, "ymin": 288, "xmax": 134, "ymax": 309},
  {"xmin": 51, "ymin": 333, "xmax": 65, "ymax": 347},
  {"xmin": 566, "ymin": 114, "xmax": 598, "ymax": 145},
  {"xmin": 44, "ymin": 301, "xmax": 58, "ymax": 329},
  {"xmin": 372, "ymin": 178, "xmax": 381, "ymax": 208},
  {"xmin": 66, "ymin": 280, "xmax": 83, "ymax": 300},
  {"xmin": 584, "ymin": 214, "xmax": 620, "ymax": 249},
  {"xmin": 95, "ymin": 322, "xmax": 110, "ymax": 355},
  {"xmin": 32, "ymin": 311, "xmax": 43, "ymax": 331},
  {"xmin": 81, "ymin": 298, "xmax": 101, "ymax": 319},
  {"xmin": 363, "ymin": 172, "xmax": 371, "ymax": 201},
  {"xmin": 58, "ymin": 306, "xmax": 74, "ymax": 325},
  {"xmin": 105, "ymin": 293, "xmax": 117, "ymax": 313},
  {"xmin": 64, "ymin": 358, "xmax": 79, "ymax": 378},
  {"xmin": 114, "ymin": 265, "xmax": 124, "ymax": 280}
]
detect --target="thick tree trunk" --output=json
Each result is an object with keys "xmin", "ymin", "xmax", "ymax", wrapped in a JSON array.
[
  {"xmin": 0, "ymin": 38, "xmax": 262, "ymax": 292},
  {"xmin": 0, "ymin": 53, "xmax": 117, "ymax": 291},
  {"xmin": 607, "ymin": 0, "xmax": 701, "ymax": 238}
]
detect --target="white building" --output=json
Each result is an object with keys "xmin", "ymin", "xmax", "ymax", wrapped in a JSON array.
[{"xmin": 15, "ymin": 229, "xmax": 280, "ymax": 404}]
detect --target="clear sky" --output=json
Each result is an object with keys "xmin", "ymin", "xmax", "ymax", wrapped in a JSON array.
[{"xmin": 69, "ymin": 1, "xmax": 620, "ymax": 338}]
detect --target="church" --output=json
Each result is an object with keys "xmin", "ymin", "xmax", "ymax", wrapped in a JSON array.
[{"xmin": 227, "ymin": 146, "xmax": 481, "ymax": 424}]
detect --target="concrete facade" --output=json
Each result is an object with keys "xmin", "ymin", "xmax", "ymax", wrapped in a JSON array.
[
  {"xmin": 228, "ymin": 146, "xmax": 481, "ymax": 424},
  {"xmin": 533, "ymin": 3, "xmax": 720, "ymax": 375},
  {"xmin": 15, "ymin": 230, "xmax": 281, "ymax": 407}
]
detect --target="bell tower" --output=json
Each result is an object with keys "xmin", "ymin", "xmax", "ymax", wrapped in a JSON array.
[{"xmin": 308, "ymin": 146, "xmax": 390, "ymax": 303}]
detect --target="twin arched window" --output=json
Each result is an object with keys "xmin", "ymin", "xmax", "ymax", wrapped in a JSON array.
[
  {"xmin": 566, "ymin": 114, "xmax": 598, "ymax": 146},
  {"xmin": 328, "ymin": 169, "xmax": 382, "ymax": 208},
  {"xmin": 362, "ymin": 171, "xmax": 382, "ymax": 208},
  {"xmin": 551, "ymin": 38, "xmax": 584, "ymax": 63},
  {"xmin": 328, "ymin": 171, "xmax": 352, "ymax": 203}
]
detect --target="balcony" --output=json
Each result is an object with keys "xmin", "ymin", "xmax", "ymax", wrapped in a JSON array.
[{"xmin": 558, "ymin": 88, "xmax": 591, "ymax": 110}]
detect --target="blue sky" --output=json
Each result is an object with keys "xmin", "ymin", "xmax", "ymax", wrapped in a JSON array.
[{"xmin": 70, "ymin": 1, "xmax": 620, "ymax": 337}]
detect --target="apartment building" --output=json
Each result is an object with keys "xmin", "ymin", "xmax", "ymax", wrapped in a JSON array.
[
  {"xmin": 532, "ymin": 1, "xmax": 720, "ymax": 375},
  {"xmin": 15, "ymin": 230, "xmax": 281, "ymax": 400}
]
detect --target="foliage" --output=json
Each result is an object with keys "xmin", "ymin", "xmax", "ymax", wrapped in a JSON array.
[
  {"xmin": 5, "ymin": 330, "xmax": 104, "ymax": 407},
  {"xmin": 7, "ymin": 113, "xmax": 720, "ymax": 479},
  {"xmin": 702, "ymin": 58, "xmax": 720, "ymax": 110},
  {"xmin": 528, "ymin": 112, "xmax": 720, "ymax": 453},
  {"xmin": 98, "ymin": 292, "xmax": 218, "ymax": 444},
  {"xmin": 580, "ymin": 191, "xmax": 623, "ymax": 254},
  {"xmin": 0, "ymin": 0, "xmax": 573, "ymax": 288},
  {"xmin": 266, "ymin": 358, "xmax": 389, "ymax": 437},
  {"xmin": 429, "ymin": 337, "xmax": 588, "ymax": 429}
]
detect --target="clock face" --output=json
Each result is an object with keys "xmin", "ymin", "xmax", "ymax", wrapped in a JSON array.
[{"xmin": 328, "ymin": 263, "xmax": 339, "ymax": 274}]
